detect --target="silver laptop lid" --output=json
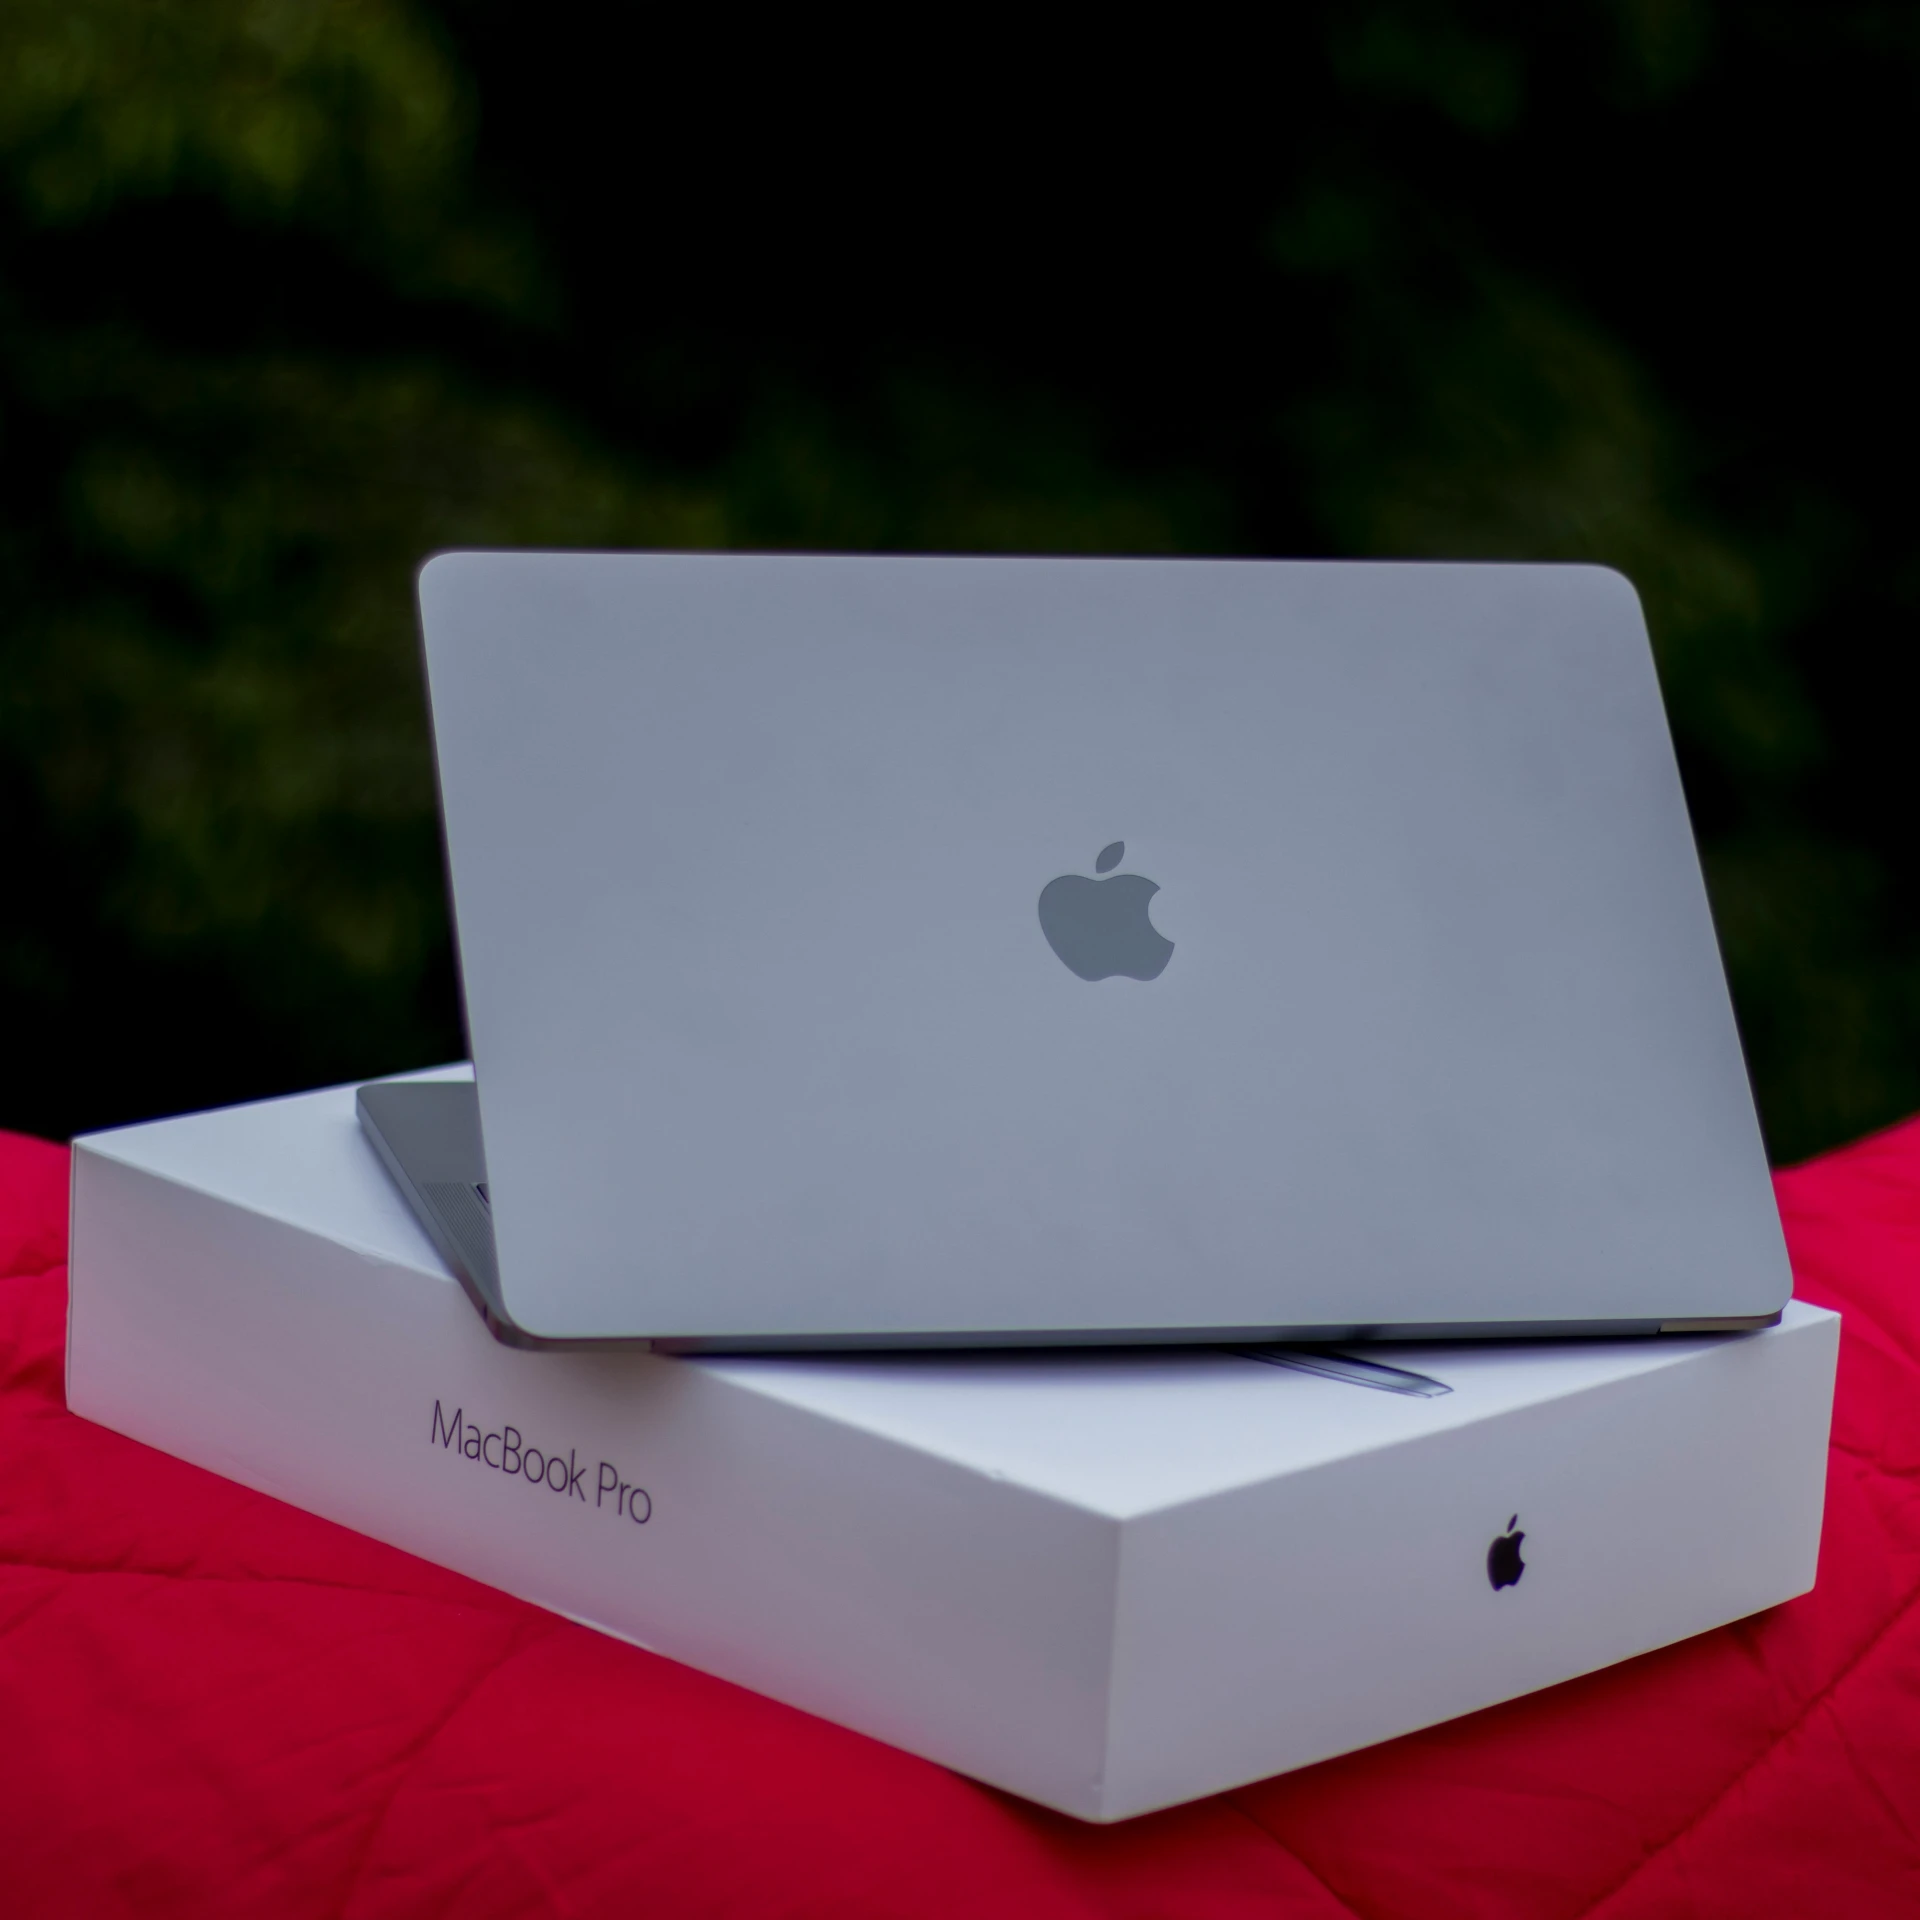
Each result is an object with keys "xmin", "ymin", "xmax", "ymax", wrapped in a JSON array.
[{"xmin": 417, "ymin": 553, "xmax": 1789, "ymax": 1344}]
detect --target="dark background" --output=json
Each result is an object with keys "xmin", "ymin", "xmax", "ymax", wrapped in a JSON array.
[{"xmin": 3, "ymin": 1, "xmax": 1915, "ymax": 1163}]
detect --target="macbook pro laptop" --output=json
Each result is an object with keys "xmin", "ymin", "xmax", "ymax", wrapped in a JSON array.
[{"xmin": 359, "ymin": 552, "xmax": 1791, "ymax": 1349}]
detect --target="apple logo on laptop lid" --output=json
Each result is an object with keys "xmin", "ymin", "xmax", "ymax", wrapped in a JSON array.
[{"xmin": 1038, "ymin": 842, "xmax": 1175, "ymax": 982}]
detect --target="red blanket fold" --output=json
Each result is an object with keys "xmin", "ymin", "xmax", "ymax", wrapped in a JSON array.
[{"xmin": 4, "ymin": 1119, "xmax": 1918, "ymax": 1918}]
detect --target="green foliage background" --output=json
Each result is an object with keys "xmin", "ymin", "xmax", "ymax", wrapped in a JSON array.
[{"xmin": 2, "ymin": 1, "xmax": 1916, "ymax": 1160}]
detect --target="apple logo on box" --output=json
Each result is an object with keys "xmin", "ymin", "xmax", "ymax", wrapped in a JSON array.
[
  {"xmin": 1487, "ymin": 1515, "xmax": 1526, "ymax": 1591},
  {"xmin": 1038, "ymin": 841, "xmax": 1175, "ymax": 982}
]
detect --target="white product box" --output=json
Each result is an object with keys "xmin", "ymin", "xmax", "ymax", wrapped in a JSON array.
[{"xmin": 67, "ymin": 1075, "xmax": 1837, "ymax": 1822}]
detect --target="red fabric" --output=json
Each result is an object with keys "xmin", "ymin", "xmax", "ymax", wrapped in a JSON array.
[{"xmin": 3, "ymin": 1123, "xmax": 1919, "ymax": 1918}]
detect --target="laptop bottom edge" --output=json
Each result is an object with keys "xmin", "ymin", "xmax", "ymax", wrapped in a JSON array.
[{"xmin": 355, "ymin": 1080, "xmax": 1781, "ymax": 1355}]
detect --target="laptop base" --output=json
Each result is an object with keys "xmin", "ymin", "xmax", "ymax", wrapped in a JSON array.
[{"xmin": 356, "ymin": 1081, "xmax": 1779, "ymax": 1353}]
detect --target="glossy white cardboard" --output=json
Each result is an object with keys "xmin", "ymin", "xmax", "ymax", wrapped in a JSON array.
[{"xmin": 66, "ymin": 1075, "xmax": 1836, "ymax": 1821}]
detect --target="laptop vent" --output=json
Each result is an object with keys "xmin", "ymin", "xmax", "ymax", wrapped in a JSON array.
[{"xmin": 422, "ymin": 1180, "xmax": 501, "ymax": 1296}]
